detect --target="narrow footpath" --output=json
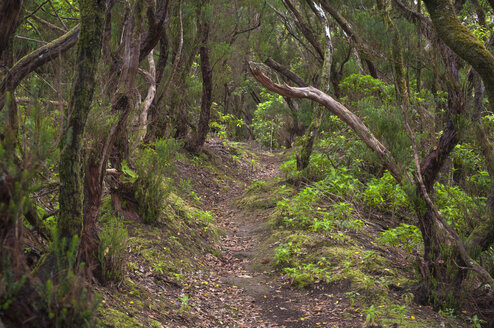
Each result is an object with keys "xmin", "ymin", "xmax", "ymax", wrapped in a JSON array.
[{"xmin": 179, "ymin": 144, "xmax": 364, "ymax": 328}]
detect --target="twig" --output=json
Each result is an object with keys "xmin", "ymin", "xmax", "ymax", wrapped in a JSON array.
[
  {"xmin": 47, "ymin": 0, "xmax": 69, "ymax": 30},
  {"xmin": 15, "ymin": 35, "xmax": 47, "ymax": 44},
  {"xmin": 23, "ymin": 0, "xmax": 49, "ymax": 21}
]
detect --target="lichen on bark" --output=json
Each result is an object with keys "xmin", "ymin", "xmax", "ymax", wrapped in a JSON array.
[{"xmin": 58, "ymin": 0, "xmax": 106, "ymax": 239}]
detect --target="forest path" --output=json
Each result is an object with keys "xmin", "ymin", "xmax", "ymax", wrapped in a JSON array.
[{"xmin": 180, "ymin": 143, "xmax": 362, "ymax": 328}]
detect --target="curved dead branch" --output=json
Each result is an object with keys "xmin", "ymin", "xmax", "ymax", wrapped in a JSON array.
[{"xmin": 248, "ymin": 61, "xmax": 403, "ymax": 182}]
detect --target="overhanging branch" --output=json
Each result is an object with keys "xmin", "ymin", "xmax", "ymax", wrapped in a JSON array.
[{"xmin": 248, "ymin": 61, "xmax": 403, "ymax": 182}]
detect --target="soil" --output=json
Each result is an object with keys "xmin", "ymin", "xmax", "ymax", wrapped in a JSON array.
[
  {"xmin": 175, "ymin": 140, "xmax": 365, "ymax": 328},
  {"xmin": 97, "ymin": 139, "xmax": 467, "ymax": 328}
]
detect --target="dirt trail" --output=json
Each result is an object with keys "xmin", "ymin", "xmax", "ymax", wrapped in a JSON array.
[{"xmin": 184, "ymin": 147, "xmax": 362, "ymax": 328}]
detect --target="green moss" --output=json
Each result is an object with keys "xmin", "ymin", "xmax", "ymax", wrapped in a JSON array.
[
  {"xmin": 237, "ymin": 177, "xmax": 293, "ymax": 210},
  {"xmin": 98, "ymin": 308, "xmax": 145, "ymax": 328},
  {"xmin": 124, "ymin": 191, "xmax": 219, "ymax": 277},
  {"xmin": 123, "ymin": 278, "xmax": 143, "ymax": 299},
  {"xmin": 285, "ymin": 232, "xmax": 315, "ymax": 248},
  {"xmin": 291, "ymin": 272, "xmax": 314, "ymax": 288}
]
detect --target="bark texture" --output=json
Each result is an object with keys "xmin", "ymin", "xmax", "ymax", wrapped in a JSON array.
[
  {"xmin": 80, "ymin": 0, "xmax": 146, "ymax": 277},
  {"xmin": 423, "ymin": 0, "xmax": 494, "ymax": 107},
  {"xmin": 0, "ymin": 0, "xmax": 22, "ymax": 57},
  {"xmin": 187, "ymin": 4, "xmax": 212, "ymax": 153},
  {"xmin": 58, "ymin": 0, "xmax": 106, "ymax": 239}
]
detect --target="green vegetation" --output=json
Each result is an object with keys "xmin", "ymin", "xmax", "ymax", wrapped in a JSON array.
[
  {"xmin": 2, "ymin": 0, "xmax": 494, "ymax": 326},
  {"xmin": 98, "ymin": 216, "xmax": 129, "ymax": 284},
  {"xmin": 134, "ymin": 139, "xmax": 182, "ymax": 224}
]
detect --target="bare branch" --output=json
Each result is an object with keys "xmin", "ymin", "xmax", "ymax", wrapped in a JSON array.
[
  {"xmin": 264, "ymin": 57, "xmax": 308, "ymax": 87},
  {"xmin": 30, "ymin": 14, "xmax": 67, "ymax": 34},
  {"xmin": 249, "ymin": 61, "xmax": 403, "ymax": 182}
]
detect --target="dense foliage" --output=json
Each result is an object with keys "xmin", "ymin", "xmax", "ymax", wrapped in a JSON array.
[{"xmin": 1, "ymin": 0, "xmax": 494, "ymax": 326}]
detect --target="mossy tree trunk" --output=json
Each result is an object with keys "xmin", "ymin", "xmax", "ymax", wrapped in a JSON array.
[
  {"xmin": 296, "ymin": 3, "xmax": 332, "ymax": 171},
  {"xmin": 79, "ymin": 0, "xmax": 148, "ymax": 277},
  {"xmin": 58, "ymin": 0, "xmax": 106, "ymax": 240},
  {"xmin": 423, "ymin": 0, "xmax": 494, "ymax": 262},
  {"xmin": 0, "ymin": 0, "xmax": 22, "ymax": 62},
  {"xmin": 187, "ymin": 1, "xmax": 212, "ymax": 153},
  {"xmin": 381, "ymin": 0, "xmax": 474, "ymax": 306},
  {"xmin": 0, "ymin": 93, "xmax": 24, "ymax": 276}
]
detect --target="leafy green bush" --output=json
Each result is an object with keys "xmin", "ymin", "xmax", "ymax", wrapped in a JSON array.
[
  {"xmin": 274, "ymin": 242, "xmax": 301, "ymax": 267},
  {"xmin": 98, "ymin": 215, "xmax": 129, "ymax": 284},
  {"xmin": 209, "ymin": 113, "xmax": 244, "ymax": 139},
  {"xmin": 340, "ymin": 74, "xmax": 394, "ymax": 105},
  {"xmin": 363, "ymin": 171, "xmax": 409, "ymax": 212},
  {"xmin": 251, "ymin": 91, "xmax": 286, "ymax": 148},
  {"xmin": 277, "ymin": 186, "xmax": 320, "ymax": 228},
  {"xmin": 378, "ymin": 224, "xmax": 422, "ymax": 253},
  {"xmin": 434, "ymin": 182, "xmax": 484, "ymax": 235},
  {"xmin": 0, "ymin": 257, "xmax": 27, "ymax": 312},
  {"xmin": 38, "ymin": 234, "xmax": 101, "ymax": 327},
  {"xmin": 280, "ymin": 156, "xmax": 300, "ymax": 180},
  {"xmin": 315, "ymin": 166, "xmax": 362, "ymax": 198},
  {"xmin": 316, "ymin": 133, "xmax": 367, "ymax": 176},
  {"xmin": 313, "ymin": 214, "xmax": 336, "ymax": 233},
  {"xmin": 134, "ymin": 139, "xmax": 181, "ymax": 224},
  {"xmin": 280, "ymin": 150, "xmax": 362, "ymax": 183}
]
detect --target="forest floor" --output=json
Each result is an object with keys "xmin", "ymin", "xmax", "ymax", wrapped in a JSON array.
[
  {"xmin": 97, "ymin": 139, "xmax": 469, "ymax": 328},
  {"xmin": 177, "ymin": 141, "xmax": 364, "ymax": 328}
]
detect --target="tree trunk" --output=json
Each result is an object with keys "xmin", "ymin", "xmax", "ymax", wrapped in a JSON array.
[
  {"xmin": 187, "ymin": 8, "xmax": 212, "ymax": 153},
  {"xmin": 423, "ymin": 0, "xmax": 494, "ymax": 258},
  {"xmin": 382, "ymin": 0, "xmax": 473, "ymax": 305},
  {"xmin": 58, "ymin": 0, "xmax": 106, "ymax": 240},
  {"xmin": 0, "ymin": 0, "xmax": 23, "ymax": 59},
  {"xmin": 79, "ymin": 1, "xmax": 146, "ymax": 276},
  {"xmin": 296, "ymin": 105, "xmax": 323, "ymax": 170},
  {"xmin": 297, "ymin": 5, "xmax": 333, "ymax": 171}
]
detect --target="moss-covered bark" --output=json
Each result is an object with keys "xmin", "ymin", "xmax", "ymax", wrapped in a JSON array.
[
  {"xmin": 0, "ymin": 26, "xmax": 80, "ymax": 110},
  {"xmin": 58, "ymin": 0, "xmax": 106, "ymax": 239},
  {"xmin": 297, "ymin": 8, "xmax": 332, "ymax": 171},
  {"xmin": 187, "ymin": 3, "xmax": 212, "ymax": 153},
  {"xmin": 0, "ymin": 0, "xmax": 22, "ymax": 58},
  {"xmin": 423, "ymin": 0, "xmax": 494, "ymax": 110},
  {"xmin": 424, "ymin": 0, "xmax": 494, "ymax": 258}
]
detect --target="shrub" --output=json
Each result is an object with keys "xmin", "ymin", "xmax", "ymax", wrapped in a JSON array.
[
  {"xmin": 315, "ymin": 166, "xmax": 362, "ymax": 198},
  {"xmin": 274, "ymin": 242, "xmax": 301, "ymax": 267},
  {"xmin": 209, "ymin": 113, "xmax": 244, "ymax": 139},
  {"xmin": 251, "ymin": 91, "xmax": 286, "ymax": 149},
  {"xmin": 134, "ymin": 139, "xmax": 181, "ymax": 224},
  {"xmin": 377, "ymin": 224, "xmax": 422, "ymax": 253},
  {"xmin": 434, "ymin": 182, "xmax": 484, "ymax": 235},
  {"xmin": 277, "ymin": 186, "xmax": 320, "ymax": 228},
  {"xmin": 98, "ymin": 215, "xmax": 129, "ymax": 284},
  {"xmin": 363, "ymin": 171, "xmax": 409, "ymax": 212},
  {"xmin": 37, "ymin": 233, "xmax": 101, "ymax": 327}
]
